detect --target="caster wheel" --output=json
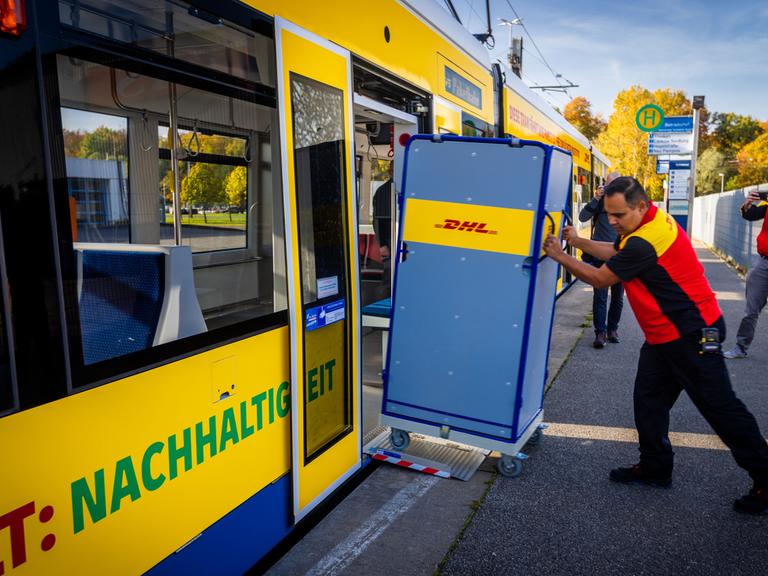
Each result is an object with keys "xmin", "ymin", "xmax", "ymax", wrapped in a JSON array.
[
  {"xmin": 527, "ymin": 428, "xmax": 543, "ymax": 446},
  {"xmin": 497, "ymin": 455, "xmax": 522, "ymax": 478},
  {"xmin": 390, "ymin": 429, "xmax": 411, "ymax": 450}
]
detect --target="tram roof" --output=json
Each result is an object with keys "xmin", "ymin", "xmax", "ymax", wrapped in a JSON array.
[{"xmin": 403, "ymin": 0, "xmax": 607, "ymax": 164}]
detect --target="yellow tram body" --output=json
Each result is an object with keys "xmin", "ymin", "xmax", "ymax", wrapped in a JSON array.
[{"xmin": 0, "ymin": 1, "xmax": 606, "ymax": 574}]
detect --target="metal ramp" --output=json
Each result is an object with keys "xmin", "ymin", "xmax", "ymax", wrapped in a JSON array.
[{"xmin": 363, "ymin": 427, "xmax": 489, "ymax": 481}]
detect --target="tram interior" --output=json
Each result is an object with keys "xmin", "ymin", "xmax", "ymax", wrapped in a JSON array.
[{"xmin": 353, "ymin": 100, "xmax": 418, "ymax": 439}]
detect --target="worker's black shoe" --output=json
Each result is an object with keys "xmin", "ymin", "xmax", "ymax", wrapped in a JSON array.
[
  {"xmin": 607, "ymin": 330, "xmax": 620, "ymax": 343},
  {"xmin": 733, "ymin": 485, "xmax": 768, "ymax": 515},
  {"xmin": 593, "ymin": 332, "xmax": 607, "ymax": 349},
  {"xmin": 609, "ymin": 463, "xmax": 672, "ymax": 487}
]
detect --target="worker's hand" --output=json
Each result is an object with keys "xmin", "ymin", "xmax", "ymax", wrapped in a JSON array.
[
  {"xmin": 543, "ymin": 234, "xmax": 564, "ymax": 259},
  {"xmin": 562, "ymin": 225, "xmax": 579, "ymax": 245},
  {"xmin": 743, "ymin": 190, "xmax": 761, "ymax": 210}
]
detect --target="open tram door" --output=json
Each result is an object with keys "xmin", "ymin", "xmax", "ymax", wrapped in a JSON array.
[
  {"xmin": 352, "ymin": 96, "xmax": 419, "ymax": 437},
  {"xmin": 276, "ymin": 19, "xmax": 361, "ymax": 521}
]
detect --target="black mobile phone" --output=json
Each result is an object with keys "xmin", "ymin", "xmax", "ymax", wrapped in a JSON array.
[{"xmin": 758, "ymin": 191, "xmax": 768, "ymax": 201}]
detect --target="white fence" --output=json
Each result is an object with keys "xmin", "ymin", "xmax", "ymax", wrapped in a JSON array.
[{"xmin": 692, "ymin": 183, "xmax": 768, "ymax": 270}]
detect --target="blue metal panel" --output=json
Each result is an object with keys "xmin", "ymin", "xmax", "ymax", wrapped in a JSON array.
[
  {"xmin": 146, "ymin": 475, "xmax": 292, "ymax": 576},
  {"xmin": 515, "ymin": 149, "xmax": 573, "ymax": 437},
  {"xmin": 383, "ymin": 136, "xmax": 571, "ymax": 443}
]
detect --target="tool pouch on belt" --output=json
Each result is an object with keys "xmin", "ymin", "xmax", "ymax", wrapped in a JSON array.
[{"xmin": 699, "ymin": 327, "xmax": 721, "ymax": 354}]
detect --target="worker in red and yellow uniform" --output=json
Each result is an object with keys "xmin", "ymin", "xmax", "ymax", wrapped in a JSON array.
[{"xmin": 543, "ymin": 176, "xmax": 768, "ymax": 515}]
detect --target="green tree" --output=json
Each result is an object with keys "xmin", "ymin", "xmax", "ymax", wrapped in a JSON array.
[
  {"xmin": 709, "ymin": 112, "xmax": 765, "ymax": 157},
  {"xmin": 564, "ymin": 96, "xmax": 606, "ymax": 141},
  {"xmin": 225, "ymin": 166, "xmax": 248, "ymax": 211},
  {"xmin": 181, "ymin": 163, "xmax": 225, "ymax": 223},
  {"xmin": 63, "ymin": 129, "xmax": 86, "ymax": 158},
  {"xmin": 696, "ymin": 148, "xmax": 734, "ymax": 195},
  {"xmin": 732, "ymin": 133, "xmax": 768, "ymax": 188},
  {"xmin": 80, "ymin": 126, "xmax": 127, "ymax": 160}
]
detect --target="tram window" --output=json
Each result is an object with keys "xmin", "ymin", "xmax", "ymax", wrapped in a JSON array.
[
  {"xmin": 0, "ymin": 293, "xmax": 13, "ymax": 414},
  {"xmin": 58, "ymin": 0, "xmax": 275, "ymax": 89},
  {"xmin": 291, "ymin": 74, "xmax": 352, "ymax": 460},
  {"xmin": 56, "ymin": 55, "xmax": 286, "ymax": 371},
  {"xmin": 158, "ymin": 126, "xmax": 251, "ymax": 253},
  {"xmin": 62, "ymin": 109, "xmax": 130, "ymax": 243},
  {"xmin": 461, "ymin": 112, "xmax": 492, "ymax": 138}
]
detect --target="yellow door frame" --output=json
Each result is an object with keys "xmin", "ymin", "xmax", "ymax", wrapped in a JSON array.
[{"xmin": 276, "ymin": 17, "xmax": 362, "ymax": 522}]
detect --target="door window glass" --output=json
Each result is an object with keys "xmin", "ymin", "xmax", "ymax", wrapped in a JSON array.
[{"xmin": 291, "ymin": 73, "xmax": 351, "ymax": 461}]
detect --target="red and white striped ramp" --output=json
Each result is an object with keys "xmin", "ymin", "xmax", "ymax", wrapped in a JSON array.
[{"xmin": 363, "ymin": 427, "xmax": 489, "ymax": 481}]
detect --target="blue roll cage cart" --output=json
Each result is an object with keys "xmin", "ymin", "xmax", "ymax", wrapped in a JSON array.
[{"xmin": 380, "ymin": 134, "xmax": 573, "ymax": 477}]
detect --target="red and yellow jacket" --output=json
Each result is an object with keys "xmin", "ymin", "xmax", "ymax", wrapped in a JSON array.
[{"xmin": 605, "ymin": 204, "xmax": 721, "ymax": 345}]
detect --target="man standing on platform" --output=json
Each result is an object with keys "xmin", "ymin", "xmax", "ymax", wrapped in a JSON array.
[
  {"xmin": 579, "ymin": 171, "xmax": 623, "ymax": 348},
  {"xmin": 723, "ymin": 189, "xmax": 768, "ymax": 359},
  {"xmin": 543, "ymin": 176, "xmax": 768, "ymax": 515}
]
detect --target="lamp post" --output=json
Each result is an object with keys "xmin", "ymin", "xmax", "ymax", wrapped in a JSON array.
[
  {"xmin": 688, "ymin": 95, "xmax": 705, "ymax": 237},
  {"xmin": 718, "ymin": 172, "xmax": 725, "ymax": 194}
]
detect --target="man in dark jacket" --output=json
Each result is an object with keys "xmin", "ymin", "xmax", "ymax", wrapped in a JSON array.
[
  {"xmin": 579, "ymin": 172, "xmax": 623, "ymax": 348},
  {"xmin": 373, "ymin": 178, "xmax": 393, "ymax": 261},
  {"xmin": 724, "ymin": 189, "xmax": 768, "ymax": 359}
]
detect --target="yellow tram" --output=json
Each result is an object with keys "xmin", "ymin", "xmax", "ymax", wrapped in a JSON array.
[{"xmin": 0, "ymin": 1, "xmax": 606, "ymax": 573}]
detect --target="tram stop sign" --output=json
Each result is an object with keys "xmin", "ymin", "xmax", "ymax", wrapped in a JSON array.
[{"xmin": 636, "ymin": 104, "xmax": 665, "ymax": 132}]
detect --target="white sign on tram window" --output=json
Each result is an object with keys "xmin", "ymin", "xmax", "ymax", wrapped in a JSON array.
[{"xmin": 649, "ymin": 132, "xmax": 694, "ymax": 155}]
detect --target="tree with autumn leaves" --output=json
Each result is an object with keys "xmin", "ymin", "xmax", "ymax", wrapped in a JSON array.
[{"xmin": 589, "ymin": 86, "xmax": 692, "ymax": 200}]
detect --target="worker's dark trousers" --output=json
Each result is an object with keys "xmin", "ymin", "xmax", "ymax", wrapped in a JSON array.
[{"xmin": 634, "ymin": 323, "xmax": 768, "ymax": 486}]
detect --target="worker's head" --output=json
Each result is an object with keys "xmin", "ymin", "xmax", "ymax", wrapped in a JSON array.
[
  {"xmin": 603, "ymin": 176, "xmax": 650, "ymax": 236},
  {"xmin": 605, "ymin": 171, "xmax": 620, "ymax": 185}
]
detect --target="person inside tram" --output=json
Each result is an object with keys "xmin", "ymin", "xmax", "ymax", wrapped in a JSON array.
[{"xmin": 372, "ymin": 166, "xmax": 393, "ymax": 263}]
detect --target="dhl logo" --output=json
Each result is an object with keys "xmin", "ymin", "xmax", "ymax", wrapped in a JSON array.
[{"xmin": 434, "ymin": 219, "xmax": 498, "ymax": 235}]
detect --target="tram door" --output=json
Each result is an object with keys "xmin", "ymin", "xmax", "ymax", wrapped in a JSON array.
[{"xmin": 276, "ymin": 19, "xmax": 361, "ymax": 521}]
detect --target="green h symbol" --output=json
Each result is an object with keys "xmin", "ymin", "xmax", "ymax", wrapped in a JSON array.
[{"xmin": 643, "ymin": 108, "xmax": 658, "ymax": 126}]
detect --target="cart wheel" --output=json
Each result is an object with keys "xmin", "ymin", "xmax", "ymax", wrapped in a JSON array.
[
  {"xmin": 390, "ymin": 429, "xmax": 411, "ymax": 451},
  {"xmin": 527, "ymin": 428, "xmax": 543, "ymax": 446},
  {"xmin": 497, "ymin": 455, "xmax": 522, "ymax": 478}
]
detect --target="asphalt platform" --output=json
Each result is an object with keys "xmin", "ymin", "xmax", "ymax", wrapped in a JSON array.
[{"xmin": 267, "ymin": 243, "xmax": 768, "ymax": 576}]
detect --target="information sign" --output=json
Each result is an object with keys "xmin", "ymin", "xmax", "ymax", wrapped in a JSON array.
[
  {"xmin": 656, "ymin": 116, "xmax": 693, "ymax": 133},
  {"xmin": 648, "ymin": 132, "xmax": 694, "ymax": 155},
  {"xmin": 668, "ymin": 160, "xmax": 691, "ymax": 200},
  {"xmin": 636, "ymin": 104, "xmax": 664, "ymax": 132},
  {"xmin": 668, "ymin": 200, "xmax": 689, "ymax": 215}
]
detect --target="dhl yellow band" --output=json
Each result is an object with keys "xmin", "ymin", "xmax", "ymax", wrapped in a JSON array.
[{"xmin": 403, "ymin": 198, "xmax": 535, "ymax": 256}]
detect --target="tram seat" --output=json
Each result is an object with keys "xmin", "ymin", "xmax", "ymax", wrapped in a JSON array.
[
  {"xmin": 73, "ymin": 243, "xmax": 207, "ymax": 364},
  {"xmin": 362, "ymin": 298, "xmax": 391, "ymax": 370}
]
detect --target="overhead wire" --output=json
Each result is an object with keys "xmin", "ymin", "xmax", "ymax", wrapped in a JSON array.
[{"xmin": 503, "ymin": 0, "xmax": 573, "ymax": 98}]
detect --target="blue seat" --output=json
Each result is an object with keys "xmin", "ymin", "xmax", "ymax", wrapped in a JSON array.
[
  {"xmin": 79, "ymin": 250, "xmax": 164, "ymax": 364},
  {"xmin": 361, "ymin": 298, "xmax": 391, "ymax": 318}
]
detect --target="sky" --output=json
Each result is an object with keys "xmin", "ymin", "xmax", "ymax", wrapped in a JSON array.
[{"xmin": 444, "ymin": 0, "xmax": 768, "ymax": 121}]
